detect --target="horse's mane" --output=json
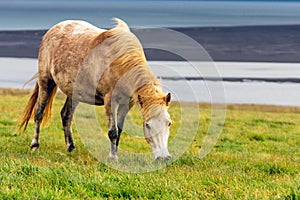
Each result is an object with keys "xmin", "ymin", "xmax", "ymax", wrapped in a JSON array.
[
  {"xmin": 135, "ymin": 83, "xmax": 168, "ymax": 121},
  {"xmin": 111, "ymin": 18, "xmax": 130, "ymax": 32},
  {"xmin": 96, "ymin": 19, "xmax": 168, "ymax": 119}
]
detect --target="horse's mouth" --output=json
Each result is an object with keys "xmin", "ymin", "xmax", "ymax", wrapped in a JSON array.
[{"xmin": 155, "ymin": 155, "xmax": 171, "ymax": 161}]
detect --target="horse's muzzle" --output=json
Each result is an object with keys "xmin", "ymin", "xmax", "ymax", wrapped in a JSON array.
[{"xmin": 155, "ymin": 155, "xmax": 172, "ymax": 161}]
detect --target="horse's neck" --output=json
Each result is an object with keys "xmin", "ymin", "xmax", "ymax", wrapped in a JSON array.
[
  {"xmin": 132, "ymin": 67, "xmax": 161, "ymax": 101},
  {"xmin": 119, "ymin": 65, "xmax": 158, "ymax": 95}
]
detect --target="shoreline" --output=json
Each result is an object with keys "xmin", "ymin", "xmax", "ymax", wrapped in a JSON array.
[
  {"xmin": 160, "ymin": 77, "xmax": 300, "ymax": 83},
  {"xmin": 1, "ymin": 24, "xmax": 300, "ymax": 62},
  {"xmin": 0, "ymin": 58, "xmax": 299, "ymax": 107},
  {"xmin": 1, "ymin": 88, "xmax": 300, "ymax": 112},
  {"xmin": 1, "ymin": 58, "xmax": 299, "ymax": 85}
]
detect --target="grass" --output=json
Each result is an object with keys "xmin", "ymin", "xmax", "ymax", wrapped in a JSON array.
[{"xmin": 0, "ymin": 89, "xmax": 299, "ymax": 199}]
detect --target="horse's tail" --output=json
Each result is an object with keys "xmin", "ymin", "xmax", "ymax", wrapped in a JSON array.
[
  {"xmin": 42, "ymin": 84, "xmax": 58, "ymax": 127},
  {"xmin": 22, "ymin": 73, "xmax": 38, "ymax": 89},
  {"xmin": 17, "ymin": 82, "xmax": 39, "ymax": 133},
  {"xmin": 17, "ymin": 82, "xmax": 58, "ymax": 133}
]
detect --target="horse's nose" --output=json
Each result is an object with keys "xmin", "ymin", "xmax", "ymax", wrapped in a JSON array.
[
  {"xmin": 166, "ymin": 155, "xmax": 171, "ymax": 160},
  {"xmin": 155, "ymin": 155, "xmax": 171, "ymax": 161}
]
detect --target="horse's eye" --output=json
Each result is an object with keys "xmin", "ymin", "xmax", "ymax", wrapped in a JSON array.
[
  {"xmin": 145, "ymin": 123, "xmax": 151, "ymax": 129},
  {"xmin": 168, "ymin": 122, "xmax": 172, "ymax": 127}
]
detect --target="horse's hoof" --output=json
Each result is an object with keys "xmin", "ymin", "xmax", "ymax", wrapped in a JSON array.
[
  {"xmin": 30, "ymin": 143, "xmax": 39, "ymax": 151},
  {"xmin": 108, "ymin": 154, "xmax": 118, "ymax": 162},
  {"xmin": 67, "ymin": 144, "xmax": 76, "ymax": 152}
]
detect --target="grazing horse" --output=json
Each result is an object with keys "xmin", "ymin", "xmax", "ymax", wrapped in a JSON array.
[{"xmin": 18, "ymin": 18, "xmax": 172, "ymax": 160}]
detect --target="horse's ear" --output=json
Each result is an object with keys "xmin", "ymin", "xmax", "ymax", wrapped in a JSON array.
[
  {"xmin": 138, "ymin": 94, "xmax": 143, "ymax": 107},
  {"xmin": 164, "ymin": 93, "xmax": 171, "ymax": 106}
]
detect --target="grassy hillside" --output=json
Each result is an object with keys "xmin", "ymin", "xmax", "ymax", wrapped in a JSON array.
[{"xmin": 0, "ymin": 89, "xmax": 299, "ymax": 199}]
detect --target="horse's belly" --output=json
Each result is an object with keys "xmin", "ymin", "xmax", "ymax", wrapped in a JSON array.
[{"xmin": 54, "ymin": 70, "xmax": 104, "ymax": 105}]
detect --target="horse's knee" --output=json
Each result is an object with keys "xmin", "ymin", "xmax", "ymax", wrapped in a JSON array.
[
  {"xmin": 61, "ymin": 115, "xmax": 69, "ymax": 127},
  {"xmin": 61, "ymin": 98, "xmax": 75, "ymax": 127},
  {"xmin": 108, "ymin": 128, "xmax": 118, "ymax": 142},
  {"xmin": 61, "ymin": 108, "xmax": 73, "ymax": 127}
]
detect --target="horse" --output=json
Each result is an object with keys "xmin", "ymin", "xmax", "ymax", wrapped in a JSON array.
[{"xmin": 18, "ymin": 18, "xmax": 172, "ymax": 160}]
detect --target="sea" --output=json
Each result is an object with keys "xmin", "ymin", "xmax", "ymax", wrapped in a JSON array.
[{"xmin": 0, "ymin": 0, "xmax": 300, "ymax": 30}]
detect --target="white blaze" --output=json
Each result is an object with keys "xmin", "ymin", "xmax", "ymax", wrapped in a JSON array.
[{"xmin": 144, "ymin": 109, "xmax": 172, "ymax": 159}]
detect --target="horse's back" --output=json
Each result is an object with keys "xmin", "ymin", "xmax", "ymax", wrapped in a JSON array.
[{"xmin": 38, "ymin": 20, "xmax": 106, "ymax": 96}]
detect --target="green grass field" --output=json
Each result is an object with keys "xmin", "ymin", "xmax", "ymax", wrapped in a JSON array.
[{"xmin": 0, "ymin": 89, "xmax": 299, "ymax": 199}]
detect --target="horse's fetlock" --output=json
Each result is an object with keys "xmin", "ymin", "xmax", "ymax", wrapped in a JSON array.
[
  {"xmin": 30, "ymin": 139, "xmax": 39, "ymax": 151},
  {"xmin": 67, "ymin": 143, "xmax": 75, "ymax": 152}
]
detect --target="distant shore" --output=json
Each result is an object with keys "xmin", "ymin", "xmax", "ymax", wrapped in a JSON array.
[{"xmin": 1, "ymin": 24, "xmax": 300, "ymax": 62}]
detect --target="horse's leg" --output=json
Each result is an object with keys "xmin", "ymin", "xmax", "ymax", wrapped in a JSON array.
[
  {"xmin": 60, "ymin": 97, "xmax": 78, "ymax": 152},
  {"xmin": 116, "ymin": 101, "xmax": 134, "ymax": 149},
  {"xmin": 105, "ymin": 94, "xmax": 119, "ymax": 160},
  {"xmin": 31, "ymin": 80, "xmax": 56, "ymax": 150}
]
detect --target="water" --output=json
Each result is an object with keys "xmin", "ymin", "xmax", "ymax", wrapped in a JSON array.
[
  {"xmin": 1, "ymin": 1, "xmax": 300, "ymax": 30},
  {"xmin": 1, "ymin": 58, "xmax": 300, "ymax": 106}
]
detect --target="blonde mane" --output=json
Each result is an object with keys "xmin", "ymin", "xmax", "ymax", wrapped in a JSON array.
[
  {"xmin": 98, "ymin": 19, "xmax": 168, "ymax": 120},
  {"xmin": 135, "ymin": 84, "xmax": 168, "ymax": 121},
  {"xmin": 90, "ymin": 19, "xmax": 147, "ymax": 72}
]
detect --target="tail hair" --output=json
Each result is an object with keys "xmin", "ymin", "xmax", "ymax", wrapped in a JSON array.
[
  {"xmin": 22, "ymin": 73, "xmax": 38, "ymax": 89},
  {"xmin": 17, "ymin": 82, "xmax": 58, "ymax": 133}
]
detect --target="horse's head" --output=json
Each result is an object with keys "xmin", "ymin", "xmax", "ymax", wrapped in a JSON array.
[{"xmin": 138, "ymin": 92, "xmax": 172, "ymax": 160}]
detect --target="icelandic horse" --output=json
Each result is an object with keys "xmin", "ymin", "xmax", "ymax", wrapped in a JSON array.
[{"xmin": 18, "ymin": 18, "xmax": 172, "ymax": 160}]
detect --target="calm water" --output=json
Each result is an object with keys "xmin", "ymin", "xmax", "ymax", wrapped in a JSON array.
[
  {"xmin": 1, "ymin": 58, "xmax": 300, "ymax": 106},
  {"xmin": 1, "ymin": 1, "xmax": 300, "ymax": 30}
]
